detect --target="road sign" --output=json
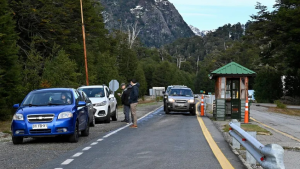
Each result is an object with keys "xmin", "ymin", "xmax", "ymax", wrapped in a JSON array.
[{"xmin": 109, "ymin": 80, "xmax": 119, "ymax": 93}]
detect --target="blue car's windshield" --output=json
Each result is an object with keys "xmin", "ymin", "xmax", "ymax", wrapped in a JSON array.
[
  {"xmin": 22, "ymin": 90, "xmax": 73, "ymax": 106},
  {"xmin": 78, "ymin": 88, "xmax": 105, "ymax": 98},
  {"xmin": 169, "ymin": 89, "xmax": 193, "ymax": 97}
]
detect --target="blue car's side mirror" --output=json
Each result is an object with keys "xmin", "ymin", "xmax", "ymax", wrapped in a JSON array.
[
  {"xmin": 77, "ymin": 101, "xmax": 86, "ymax": 107},
  {"xmin": 13, "ymin": 104, "xmax": 20, "ymax": 109}
]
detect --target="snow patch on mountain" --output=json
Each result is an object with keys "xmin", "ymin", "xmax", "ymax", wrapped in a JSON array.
[{"xmin": 189, "ymin": 25, "xmax": 216, "ymax": 37}]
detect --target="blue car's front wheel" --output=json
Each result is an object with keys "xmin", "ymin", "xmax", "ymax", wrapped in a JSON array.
[
  {"xmin": 68, "ymin": 121, "xmax": 79, "ymax": 143},
  {"xmin": 12, "ymin": 136, "xmax": 23, "ymax": 144}
]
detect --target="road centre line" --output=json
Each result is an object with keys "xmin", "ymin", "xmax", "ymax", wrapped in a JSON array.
[
  {"xmin": 251, "ymin": 117, "xmax": 300, "ymax": 143},
  {"xmin": 61, "ymin": 159, "xmax": 74, "ymax": 165},
  {"xmin": 55, "ymin": 106, "xmax": 163, "ymax": 168},
  {"xmin": 196, "ymin": 101, "xmax": 234, "ymax": 169},
  {"xmin": 82, "ymin": 147, "xmax": 91, "ymax": 151},
  {"xmin": 72, "ymin": 152, "xmax": 83, "ymax": 157},
  {"xmin": 91, "ymin": 142, "xmax": 98, "ymax": 145},
  {"xmin": 102, "ymin": 105, "xmax": 163, "ymax": 139}
]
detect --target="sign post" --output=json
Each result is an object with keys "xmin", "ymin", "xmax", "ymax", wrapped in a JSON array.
[{"xmin": 109, "ymin": 80, "xmax": 119, "ymax": 94}]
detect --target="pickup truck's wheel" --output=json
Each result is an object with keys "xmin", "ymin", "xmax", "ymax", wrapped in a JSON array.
[
  {"xmin": 111, "ymin": 107, "xmax": 118, "ymax": 121},
  {"xmin": 190, "ymin": 109, "xmax": 196, "ymax": 116},
  {"xmin": 69, "ymin": 121, "xmax": 79, "ymax": 143},
  {"xmin": 104, "ymin": 108, "xmax": 111, "ymax": 123},
  {"xmin": 165, "ymin": 108, "xmax": 170, "ymax": 114},
  {"xmin": 12, "ymin": 136, "xmax": 23, "ymax": 144},
  {"xmin": 81, "ymin": 120, "xmax": 90, "ymax": 136}
]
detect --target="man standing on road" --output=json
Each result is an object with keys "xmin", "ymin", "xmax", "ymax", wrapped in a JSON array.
[
  {"xmin": 129, "ymin": 79, "xmax": 139, "ymax": 128},
  {"xmin": 120, "ymin": 83, "xmax": 132, "ymax": 124}
]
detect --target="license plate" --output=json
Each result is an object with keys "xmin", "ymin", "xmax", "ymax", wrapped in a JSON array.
[
  {"xmin": 32, "ymin": 124, "xmax": 48, "ymax": 129},
  {"xmin": 177, "ymin": 104, "xmax": 184, "ymax": 107}
]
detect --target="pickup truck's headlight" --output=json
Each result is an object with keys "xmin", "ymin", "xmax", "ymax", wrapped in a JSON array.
[
  {"xmin": 164, "ymin": 96, "xmax": 168, "ymax": 99},
  {"xmin": 95, "ymin": 101, "xmax": 107, "ymax": 106},
  {"xmin": 13, "ymin": 114, "xmax": 24, "ymax": 121},
  {"xmin": 58, "ymin": 112, "xmax": 73, "ymax": 119},
  {"xmin": 168, "ymin": 98, "xmax": 175, "ymax": 103},
  {"xmin": 188, "ymin": 99, "xmax": 195, "ymax": 103}
]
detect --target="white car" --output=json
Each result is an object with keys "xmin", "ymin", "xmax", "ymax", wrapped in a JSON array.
[{"xmin": 78, "ymin": 85, "xmax": 118, "ymax": 123}]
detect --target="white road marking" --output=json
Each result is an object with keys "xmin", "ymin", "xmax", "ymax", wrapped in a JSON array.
[
  {"xmin": 102, "ymin": 106, "xmax": 163, "ymax": 139},
  {"xmin": 72, "ymin": 152, "xmax": 83, "ymax": 157},
  {"xmin": 82, "ymin": 147, "xmax": 91, "ymax": 151},
  {"xmin": 54, "ymin": 168, "xmax": 63, "ymax": 169},
  {"xmin": 97, "ymin": 139, "xmax": 103, "ymax": 141},
  {"xmin": 91, "ymin": 142, "xmax": 98, "ymax": 145},
  {"xmin": 61, "ymin": 159, "xmax": 73, "ymax": 165}
]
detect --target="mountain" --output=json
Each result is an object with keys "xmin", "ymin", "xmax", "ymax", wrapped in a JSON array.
[
  {"xmin": 99, "ymin": 0, "xmax": 195, "ymax": 47},
  {"xmin": 189, "ymin": 25, "xmax": 216, "ymax": 37}
]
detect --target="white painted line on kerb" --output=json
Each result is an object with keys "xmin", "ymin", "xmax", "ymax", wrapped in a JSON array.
[
  {"xmin": 82, "ymin": 147, "xmax": 91, "ymax": 151},
  {"xmin": 61, "ymin": 159, "xmax": 74, "ymax": 165},
  {"xmin": 91, "ymin": 142, "xmax": 98, "ymax": 145},
  {"xmin": 72, "ymin": 152, "xmax": 83, "ymax": 157},
  {"xmin": 102, "ymin": 106, "xmax": 163, "ymax": 138},
  {"xmin": 97, "ymin": 139, "xmax": 103, "ymax": 142}
]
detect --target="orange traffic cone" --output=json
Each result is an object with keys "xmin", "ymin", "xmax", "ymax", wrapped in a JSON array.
[{"xmin": 201, "ymin": 95, "xmax": 204, "ymax": 116}]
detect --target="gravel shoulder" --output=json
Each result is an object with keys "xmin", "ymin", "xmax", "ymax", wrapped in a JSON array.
[{"xmin": 0, "ymin": 102, "xmax": 162, "ymax": 169}]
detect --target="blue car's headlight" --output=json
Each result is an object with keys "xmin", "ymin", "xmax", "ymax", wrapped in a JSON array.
[
  {"xmin": 58, "ymin": 112, "xmax": 73, "ymax": 119},
  {"xmin": 13, "ymin": 114, "xmax": 24, "ymax": 121},
  {"xmin": 95, "ymin": 101, "xmax": 107, "ymax": 106}
]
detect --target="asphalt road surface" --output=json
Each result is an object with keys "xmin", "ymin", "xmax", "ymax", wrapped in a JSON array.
[{"xmin": 40, "ymin": 106, "xmax": 245, "ymax": 169}]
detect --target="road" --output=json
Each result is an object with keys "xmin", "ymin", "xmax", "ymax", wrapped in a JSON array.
[
  {"xmin": 251, "ymin": 105, "xmax": 300, "ymax": 169},
  {"xmin": 0, "ymin": 103, "xmax": 162, "ymax": 169},
  {"xmin": 40, "ymin": 105, "xmax": 245, "ymax": 169}
]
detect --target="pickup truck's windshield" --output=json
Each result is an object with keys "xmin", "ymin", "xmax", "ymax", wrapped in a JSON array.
[
  {"xmin": 78, "ymin": 88, "xmax": 105, "ymax": 98},
  {"xmin": 169, "ymin": 89, "xmax": 193, "ymax": 97},
  {"xmin": 22, "ymin": 90, "xmax": 73, "ymax": 106}
]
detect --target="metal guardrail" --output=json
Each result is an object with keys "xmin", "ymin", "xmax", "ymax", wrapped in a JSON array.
[{"xmin": 229, "ymin": 120, "xmax": 285, "ymax": 169}]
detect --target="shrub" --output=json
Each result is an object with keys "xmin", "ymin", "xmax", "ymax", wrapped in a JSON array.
[{"xmin": 274, "ymin": 100, "xmax": 286, "ymax": 109}]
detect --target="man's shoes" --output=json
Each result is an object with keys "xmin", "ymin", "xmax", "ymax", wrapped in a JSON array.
[
  {"xmin": 121, "ymin": 119, "xmax": 127, "ymax": 122},
  {"xmin": 129, "ymin": 125, "xmax": 138, "ymax": 128}
]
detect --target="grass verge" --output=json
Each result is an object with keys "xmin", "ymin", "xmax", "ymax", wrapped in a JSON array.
[
  {"xmin": 223, "ymin": 124, "xmax": 271, "ymax": 135},
  {"xmin": 0, "ymin": 121, "xmax": 11, "ymax": 134},
  {"xmin": 268, "ymin": 107, "xmax": 300, "ymax": 116}
]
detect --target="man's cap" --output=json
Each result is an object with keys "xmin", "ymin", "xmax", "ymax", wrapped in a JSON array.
[
  {"xmin": 121, "ymin": 83, "xmax": 126, "ymax": 86},
  {"xmin": 131, "ymin": 79, "xmax": 137, "ymax": 83}
]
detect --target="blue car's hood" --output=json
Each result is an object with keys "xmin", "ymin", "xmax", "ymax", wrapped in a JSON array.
[{"xmin": 16, "ymin": 105, "xmax": 74, "ymax": 117}]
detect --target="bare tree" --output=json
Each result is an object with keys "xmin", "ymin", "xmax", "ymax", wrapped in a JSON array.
[
  {"xmin": 176, "ymin": 55, "xmax": 186, "ymax": 69},
  {"xmin": 127, "ymin": 21, "xmax": 142, "ymax": 49}
]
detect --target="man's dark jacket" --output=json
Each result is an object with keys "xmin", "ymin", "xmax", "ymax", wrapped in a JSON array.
[
  {"xmin": 121, "ymin": 86, "xmax": 132, "ymax": 106},
  {"xmin": 129, "ymin": 83, "xmax": 140, "ymax": 104}
]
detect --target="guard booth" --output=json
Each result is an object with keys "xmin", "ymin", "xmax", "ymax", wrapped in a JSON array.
[{"xmin": 209, "ymin": 62, "xmax": 256, "ymax": 121}]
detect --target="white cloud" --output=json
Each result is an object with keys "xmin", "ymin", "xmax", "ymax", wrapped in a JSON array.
[{"xmin": 168, "ymin": 0, "xmax": 276, "ymax": 7}]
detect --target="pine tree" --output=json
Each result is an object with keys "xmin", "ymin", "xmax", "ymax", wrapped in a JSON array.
[
  {"xmin": 0, "ymin": 0, "xmax": 20, "ymax": 120},
  {"xmin": 134, "ymin": 64, "xmax": 147, "ymax": 98}
]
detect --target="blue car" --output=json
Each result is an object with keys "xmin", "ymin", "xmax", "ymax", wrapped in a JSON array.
[{"xmin": 11, "ymin": 88, "xmax": 90, "ymax": 144}]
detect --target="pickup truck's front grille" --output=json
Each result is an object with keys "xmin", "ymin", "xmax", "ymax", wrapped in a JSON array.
[
  {"xmin": 27, "ymin": 114, "xmax": 54, "ymax": 122},
  {"xmin": 30, "ymin": 129, "xmax": 51, "ymax": 133},
  {"xmin": 175, "ymin": 100, "xmax": 187, "ymax": 103}
]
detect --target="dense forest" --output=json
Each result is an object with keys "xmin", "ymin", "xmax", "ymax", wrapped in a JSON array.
[{"xmin": 0, "ymin": 0, "xmax": 299, "ymax": 120}]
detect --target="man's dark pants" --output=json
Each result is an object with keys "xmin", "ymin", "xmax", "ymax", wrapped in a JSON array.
[{"xmin": 124, "ymin": 105, "xmax": 131, "ymax": 123}]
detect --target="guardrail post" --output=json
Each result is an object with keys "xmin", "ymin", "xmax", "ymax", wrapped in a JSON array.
[
  {"xmin": 246, "ymin": 132, "xmax": 257, "ymax": 165},
  {"xmin": 231, "ymin": 119, "xmax": 240, "ymax": 149}
]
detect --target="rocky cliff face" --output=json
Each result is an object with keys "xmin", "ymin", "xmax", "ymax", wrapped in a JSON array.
[{"xmin": 99, "ymin": 0, "xmax": 195, "ymax": 47}]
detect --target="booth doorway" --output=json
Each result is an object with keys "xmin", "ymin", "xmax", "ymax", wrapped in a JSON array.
[{"xmin": 226, "ymin": 79, "xmax": 240, "ymax": 119}]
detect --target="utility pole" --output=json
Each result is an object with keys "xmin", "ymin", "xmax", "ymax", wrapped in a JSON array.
[{"xmin": 80, "ymin": 0, "xmax": 89, "ymax": 85}]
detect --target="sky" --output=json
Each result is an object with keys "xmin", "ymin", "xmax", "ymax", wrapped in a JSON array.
[{"xmin": 168, "ymin": 0, "xmax": 277, "ymax": 30}]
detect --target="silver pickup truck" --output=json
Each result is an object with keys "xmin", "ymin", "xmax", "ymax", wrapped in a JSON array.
[{"xmin": 165, "ymin": 87, "xmax": 198, "ymax": 115}]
